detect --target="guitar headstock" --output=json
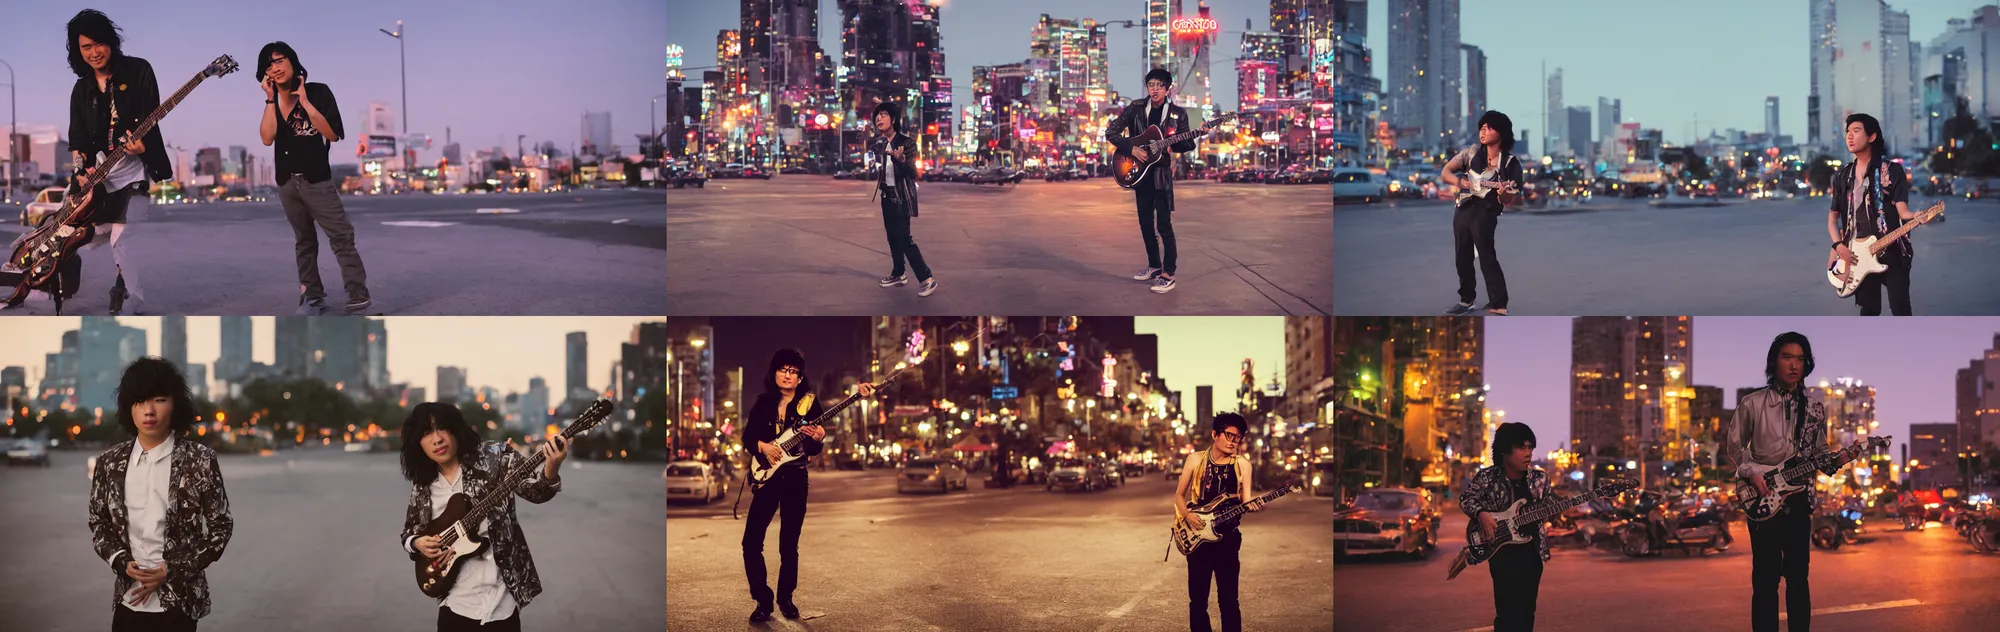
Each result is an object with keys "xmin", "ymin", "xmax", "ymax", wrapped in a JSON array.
[
  {"xmin": 560, "ymin": 398, "xmax": 615, "ymax": 438},
  {"xmin": 1202, "ymin": 112, "xmax": 1239, "ymax": 130},
  {"xmin": 205, "ymin": 55, "xmax": 239, "ymax": 78},
  {"xmin": 1917, "ymin": 202, "xmax": 1945, "ymax": 222},
  {"xmin": 1861, "ymin": 435, "xmax": 1891, "ymax": 452}
]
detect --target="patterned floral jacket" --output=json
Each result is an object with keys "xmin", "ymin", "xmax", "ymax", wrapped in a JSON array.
[
  {"xmin": 87, "ymin": 437, "xmax": 234, "ymax": 620},
  {"xmin": 400, "ymin": 440, "xmax": 563, "ymax": 608},
  {"xmin": 1459, "ymin": 464, "xmax": 1553, "ymax": 563}
]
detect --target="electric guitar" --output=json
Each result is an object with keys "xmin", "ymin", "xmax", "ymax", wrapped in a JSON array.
[
  {"xmin": 1451, "ymin": 156, "xmax": 1519, "ymax": 206},
  {"xmin": 6, "ymin": 55, "xmax": 239, "ymax": 313},
  {"xmin": 413, "ymin": 398, "xmax": 612, "ymax": 599},
  {"xmin": 747, "ymin": 331, "xmax": 931, "ymax": 490},
  {"xmin": 1111, "ymin": 111, "xmax": 1236, "ymax": 189},
  {"xmin": 1446, "ymin": 479, "xmax": 1636, "ymax": 580},
  {"xmin": 1735, "ymin": 435, "xmax": 1888, "ymax": 522},
  {"xmin": 1173, "ymin": 480, "xmax": 1303, "ymax": 555},
  {"xmin": 1827, "ymin": 202, "xmax": 1944, "ymax": 297}
]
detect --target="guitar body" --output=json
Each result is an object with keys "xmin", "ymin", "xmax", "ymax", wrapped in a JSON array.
[
  {"xmin": 1735, "ymin": 460, "xmax": 1813, "ymax": 522},
  {"xmin": 5, "ymin": 190, "xmax": 102, "ymax": 310},
  {"xmin": 413, "ymin": 492, "xmax": 493, "ymax": 599},
  {"xmin": 1111, "ymin": 125, "xmax": 1171, "ymax": 189},
  {"xmin": 1827, "ymin": 236, "xmax": 1888, "ymax": 298},
  {"xmin": 1173, "ymin": 495, "xmax": 1239, "ymax": 555},
  {"xmin": 1459, "ymin": 497, "xmax": 1538, "ymax": 566}
]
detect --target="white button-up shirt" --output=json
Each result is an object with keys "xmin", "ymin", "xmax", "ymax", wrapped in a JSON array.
[
  {"xmin": 120, "ymin": 434, "xmax": 174, "ymax": 612},
  {"xmin": 426, "ymin": 468, "xmax": 517, "ymax": 623}
]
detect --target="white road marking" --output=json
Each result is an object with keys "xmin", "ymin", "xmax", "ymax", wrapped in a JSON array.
[
  {"xmin": 611, "ymin": 218, "xmax": 630, "ymax": 224},
  {"xmin": 1099, "ymin": 566, "xmax": 1172, "ymax": 627},
  {"xmin": 475, "ymin": 208, "xmax": 521, "ymax": 214},
  {"xmin": 380, "ymin": 220, "xmax": 459, "ymax": 227}
]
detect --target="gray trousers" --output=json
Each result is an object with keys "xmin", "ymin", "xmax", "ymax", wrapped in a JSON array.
[{"xmin": 278, "ymin": 176, "xmax": 368, "ymax": 302}]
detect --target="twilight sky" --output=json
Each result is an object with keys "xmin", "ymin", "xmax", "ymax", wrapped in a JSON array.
[
  {"xmin": 2, "ymin": 0, "xmax": 668, "ymax": 161},
  {"xmin": 1364, "ymin": 0, "xmax": 1996, "ymax": 153},
  {"xmin": 666, "ymin": 0, "xmax": 1277, "ymax": 130},
  {"xmin": 0, "ymin": 317, "xmax": 660, "ymax": 401},
  {"xmin": 1484, "ymin": 317, "xmax": 2000, "ymax": 461}
]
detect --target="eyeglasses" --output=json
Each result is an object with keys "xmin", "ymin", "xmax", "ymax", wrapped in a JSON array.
[
  {"xmin": 776, "ymin": 367, "xmax": 801, "ymax": 376},
  {"xmin": 1217, "ymin": 431, "xmax": 1243, "ymax": 442}
]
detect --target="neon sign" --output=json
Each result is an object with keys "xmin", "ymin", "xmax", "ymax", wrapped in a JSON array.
[
  {"xmin": 1171, "ymin": 17, "xmax": 1218, "ymax": 35},
  {"xmin": 1101, "ymin": 354, "xmax": 1117, "ymax": 397},
  {"xmin": 666, "ymin": 45, "xmax": 684, "ymax": 68}
]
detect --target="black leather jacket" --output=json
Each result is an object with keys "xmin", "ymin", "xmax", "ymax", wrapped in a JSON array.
[
  {"xmin": 873, "ymin": 132, "xmax": 920, "ymax": 204},
  {"xmin": 69, "ymin": 56, "xmax": 174, "ymax": 183},
  {"xmin": 1105, "ymin": 98, "xmax": 1198, "ymax": 191}
]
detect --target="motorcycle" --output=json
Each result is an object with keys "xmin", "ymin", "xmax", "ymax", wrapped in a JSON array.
[
  {"xmin": 1812, "ymin": 508, "xmax": 1864, "ymax": 550},
  {"xmin": 1616, "ymin": 493, "xmax": 1732, "ymax": 557}
]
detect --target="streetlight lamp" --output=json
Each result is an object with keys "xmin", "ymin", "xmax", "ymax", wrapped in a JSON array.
[{"xmin": 377, "ymin": 21, "xmax": 407, "ymax": 134}]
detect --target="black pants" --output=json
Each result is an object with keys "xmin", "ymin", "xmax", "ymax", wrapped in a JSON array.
[
  {"xmin": 437, "ymin": 606, "xmax": 522, "ymax": 631},
  {"xmin": 1747, "ymin": 494, "xmax": 1813, "ymax": 632},
  {"xmin": 880, "ymin": 195, "xmax": 932, "ymax": 281},
  {"xmin": 1136, "ymin": 186, "xmax": 1177, "ymax": 275},
  {"xmin": 1453, "ymin": 203, "xmax": 1508, "ymax": 308},
  {"xmin": 113, "ymin": 605, "xmax": 197, "ymax": 632},
  {"xmin": 1187, "ymin": 534, "xmax": 1240, "ymax": 632},
  {"xmin": 1854, "ymin": 252, "xmax": 1912, "ymax": 316},
  {"xmin": 742, "ymin": 475, "xmax": 809, "ymax": 607},
  {"xmin": 1487, "ymin": 539, "xmax": 1543, "ymax": 632}
]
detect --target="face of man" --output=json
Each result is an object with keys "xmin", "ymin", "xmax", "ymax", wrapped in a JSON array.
[
  {"xmin": 1146, "ymin": 80, "xmax": 1169, "ymax": 104},
  {"xmin": 130, "ymin": 395, "xmax": 174, "ymax": 444},
  {"xmin": 875, "ymin": 112, "xmax": 893, "ymax": 133},
  {"xmin": 1776, "ymin": 343, "xmax": 1807, "ymax": 389},
  {"xmin": 1844, "ymin": 122, "xmax": 1874, "ymax": 155},
  {"xmin": 1213, "ymin": 426, "xmax": 1243, "ymax": 456},
  {"xmin": 1479, "ymin": 124, "xmax": 1497, "ymax": 147},
  {"xmin": 79, "ymin": 35, "xmax": 112, "ymax": 73},
  {"xmin": 422, "ymin": 425, "xmax": 458, "ymax": 467},
  {"xmin": 1505, "ymin": 444, "xmax": 1534, "ymax": 473},
  {"xmin": 266, "ymin": 53, "xmax": 295, "ymax": 87},
  {"xmin": 775, "ymin": 365, "xmax": 801, "ymax": 391}
]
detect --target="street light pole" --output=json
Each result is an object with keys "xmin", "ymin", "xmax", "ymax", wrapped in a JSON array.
[
  {"xmin": 1, "ymin": 58, "xmax": 15, "ymax": 203},
  {"xmin": 378, "ymin": 21, "xmax": 406, "ymax": 134}
]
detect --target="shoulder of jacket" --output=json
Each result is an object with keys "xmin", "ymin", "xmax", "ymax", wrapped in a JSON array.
[
  {"xmin": 1736, "ymin": 386, "xmax": 1772, "ymax": 406},
  {"xmin": 182, "ymin": 440, "xmax": 218, "ymax": 460},
  {"xmin": 97, "ymin": 440, "xmax": 134, "ymax": 461}
]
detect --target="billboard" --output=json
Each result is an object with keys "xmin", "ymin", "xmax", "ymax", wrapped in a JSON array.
[{"xmin": 361, "ymin": 135, "xmax": 398, "ymax": 159}]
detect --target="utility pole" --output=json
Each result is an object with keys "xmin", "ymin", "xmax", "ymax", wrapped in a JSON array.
[{"xmin": 378, "ymin": 21, "xmax": 407, "ymax": 134}]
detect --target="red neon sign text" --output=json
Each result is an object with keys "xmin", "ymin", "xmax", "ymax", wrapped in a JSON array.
[{"xmin": 1171, "ymin": 17, "xmax": 1218, "ymax": 34}]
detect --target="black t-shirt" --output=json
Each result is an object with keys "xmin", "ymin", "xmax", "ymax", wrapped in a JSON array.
[
  {"xmin": 1833, "ymin": 160, "xmax": 1912, "ymax": 254},
  {"xmin": 1509, "ymin": 476, "xmax": 1541, "ymax": 546},
  {"xmin": 273, "ymin": 82, "xmax": 345, "ymax": 185}
]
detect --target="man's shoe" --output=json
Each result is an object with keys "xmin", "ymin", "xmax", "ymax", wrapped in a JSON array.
[
  {"xmin": 749, "ymin": 604, "xmax": 774, "ymax": 622},
  {"xmin": 1132, "ymin": 267, "xmax": 1162, "ymax": 281},
  {"xmin": 918, "ymin": 277, "xmax": 938, "ymax": 297},
  {"xmin": 1481, "ymin": 304, "xmax": 1508, "ymax": 316},
  {"xmin": 1150, "ymin": 275, "xmax": 1177, "ymax": 293},
  {"xmin": 778, "ymin": 600, "xmax": 801, "ymax": 619},
  {"xmin": 344, "ymin": 297, "xmax": 373, "ymax": 314},
  {"xmin": 1443, "ymin": 302, "xmax": 1478, "ymax": 316},
  {"xmin": 879, "ymin": 275, "xmax": 908, "ymax": 288},
  {"xmin": 295, "ymin": 297, "xmax": 328, "ymax": 316},
  {"xmin": 107, "ymin": 278, "xmax": 126, "ymax": 316}
]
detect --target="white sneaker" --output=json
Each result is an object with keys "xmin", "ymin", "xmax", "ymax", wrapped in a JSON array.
[{"xmin": 918, "ymin": 278, "xmax": 938, "ymax": 297}]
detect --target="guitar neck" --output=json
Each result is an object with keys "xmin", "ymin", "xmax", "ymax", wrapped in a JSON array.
[
  {"xmin": 1517, "ymin": 490, "xmax": 1602, "ymax": 525},
  {"xmin": 779, "ymin": 363, "xmax": 915, "ymax": 450},
  {"xmin": 465, "ymin": 417, "xmax": 597, "ymax": 521},
  {"xmin": 1864, "ymin": 206, "xmax": 1940, "ymax": 255},
  {"xmin": 1779, "ymin": 444, "xmax": 1865, "ymax": 483},
  {"xmin": 1212, "ymin": 485, "xmax": 1296, "ymax": 523},
  {"xmin": 60, "ymin": 69, "xmax": 209, "ymax": 225}
]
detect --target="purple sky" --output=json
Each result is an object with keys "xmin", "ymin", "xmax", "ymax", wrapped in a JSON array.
[
  {"xmin": 1486, "ymin": 317, "xmax": 2000, "ymax": 461},
  {"xmin": 666, "ymin": 0, "xmax": 1276, "ymax": 128},
  {"xmin": 2, "ymin": 0, "xmax": 667, "ymax": 162}
]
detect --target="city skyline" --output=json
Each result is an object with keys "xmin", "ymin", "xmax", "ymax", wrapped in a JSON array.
[
  {"xmin": 0, "ymin": 0, "xmax": 668, "ymax": 163},
  {"xmin": 1485, "ymin": 317, "xmax": 2000, "ymax": 462},
  {"xmin": 0, "ymin": 317, "xmax": 659, "ymax": 405},
  {"xmin": 665, "ymin": 0, "xmax": 1281, "ymax": 131},
  {"xmin": 1364, "ymin": 0, "xmax": 1995, "ymax": 150}
]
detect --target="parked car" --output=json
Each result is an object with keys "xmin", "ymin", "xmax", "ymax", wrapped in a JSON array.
[
  {"xmin": 834, "ymin": 168, "xmax": 880, "ymax": 181},
  {"xmin": 21, "ymin": 186, "xmax": 66, "ymax": 227},
  {"xmin": 1332, "ymin": 487, "xmax": 1441, "ymax": 559},
  {"xmin": 779, "ymin": 166, "xmax": 812, "ymax": 175},
  {"xmin": 968, "ymin": 167, "xmax": 1024, "ymax": 185},
  {"xmin": 1331, "ymin": 168, "xmax": 1386, "ymax": 203},
  {"xmin": 1100, "ymin": 459, "xmax": 1125, "ymax": 487},
  {"xmin": 897, "ymin": 457, "xmax": 969, "ymax": 493},
  {"xmin": 1307, "ymin": 457, "xmax": 1336, "ymax": 497},
  {"xmin": 668, "ymin": 166, "xmax": 707, "ymax": 189},
  {"xmin": 1048, "ymin": 458, "xmax": 1110, "ymax": 492},
  {"xmin": 663, "ymin": 461, "xmax": 729, "ymax": 504},
  {"xmin": 739, "ymin": 165, "xmax": 773, "ymax": 180},
  {"xmin": 6, "ymin": 438, "xmax": 51, "ymax": 467}
]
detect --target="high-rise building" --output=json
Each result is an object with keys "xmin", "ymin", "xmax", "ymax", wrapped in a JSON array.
[
  {"xmin": 1461, "ymin": 44, "xmax": 1486, "ymax": 139},
  {"xmin": 1690, "ymin": 385, "xmax": 1726, "ymax": 459},
  {"xmin": 1546, "ymin": 67, "xmax": 1564, "ymax": 157},
  {"xmin": 1814, "ymin": 376, "xmax": 1877, "ymax": 452},
  {"xmin": 365, "ymin": 320, "xmax": 388, "ymax": 390},
  {"xmin": 2, "ymin": 366, "xmax": 28, "ymax": 404},
  {"xmin": 1169, "ymin": 1, "xmax": 1218, "ymax": 122},
  {"xmin": 1922, "ymin": 6, "xmax": 2000, "ymax": 140},
  {"xmin": 274, "ymin": 317, "xmax": 311, "ymax": 377},
  {"xmin": 1385, "ymin": 0, "xmax": 1461, "ymax": 153},
  {"xmin": 39, "ymin": 330, "xmax": 81, "ymax": 410},
  {"xmin": 627, "ymin": 322, "xmax": 670, "ymax": 413},
  {"xmin": 1812, "ymin": 0, "xmax": 1920, "ymax": 154},
  {"xmin": 1960, "ymin": 334, "xmax": 2000, "ymax": 453},
  {"xmin": 1883, "ymin": 7, "xmax": 1917, "ymax": 155},
  {"xmin": 1196, "ymin": 385, "xmax": 1214, "ymax": 428},
  {"xmin": 162, "ymin": 315, "xmax": 188, "ymax": 374},
  {"xmin": 308, "ymin": 318, "xmax": 369, "ymax": 392},
  {"xmin": 1146, "ymin": 0, "xmax": 1173, "ymax": 74},
  {"xmin": 1333, "ymin": 0, "xmax": 1377, "ymax": 162},
  {"xmin": 581, "ymin": 112, "xmax": 613, "ymax": 156},
  {"xmin": 184, "ymin": 364, "xmax": 208, "ymax": 401},
  {"xmin": 1570, "ymin": 317, "xmax": 1694, "ymax": 466},
  {"xmin": 1597, "ymin": 97, "xmax": 1621, "ymax": 143},
  {"xmin": 79, "ymin": 317, "xmax": 147, "ymax": 414},
  {"xmin": 218, "ymin": 316, "xmax": 251, "ymax": 382},
  {"xmin": 196, "ymin": 148, "xmax": 222, "ymax": 179},
  {"xmin": 438, "ymin": 366, "xmax": 468, "ymax": 403},
  {"xmin": 566, "ymin": 332, "xmax": 590, "ymax": 401},
  {"xmin": 1908, "ymin": 422, "xmax": 1958, "ymax": 488},
  {"xmin": 1566, "ymin": 106, "xmax": 1592, "ymax": 161},
  {"xmin": 1766, "ymin": 96, "xmax": 1782, "ymax": 140},
  {"xmin": 1284, "ymin": 317, "xmax": 1334, "ymax": 428},
  {"xmin": 524, "ymin": 377, "xmax": 551, "ymax": 433}
]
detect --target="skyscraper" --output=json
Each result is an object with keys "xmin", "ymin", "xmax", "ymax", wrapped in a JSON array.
[
  {"xmin": 581, "ymin": 112, "xmax": 613, "ymax": 156},
  {"xmin": 1814, "ymin": 376, "xmax": 1877, "ymax": 451},
  {"xmin": 1385, "ymin": 0, "xmax": 1461, "ymax": 153},
  {"xmin": 79, "ymin": 317, "xmax": 147, "ymax": 413},
  {"xmin": 1960, "ymin": 334, "xmax": 2000, "ymax": 453},
  {"xmin": 1566, "ymin": 105, "xmax": 1592, "ymax": 160},
  {"xmin": 1813, "ymin": 0, "xmax": 1919, "ymax": 154},
  {"xmin": 1546, "ymin": 67, "xmax": 1564, "ymax": 157},
  {"xmin": 1333, "ymin": 0, "xmax": 1377, "ymax": 162},
  {"xmin": 524, "ymin": 377, "xmax": 551, "ymax": 433},
  {"xmin": 275, "ymin": 317, "xmax": 310, "ymax": 377},
  {"xmin": 1169, "ymin": 1, "xmax": 1218, "ymax": 122},
  {"xmin": 1461, "ymin": 44, "xmax": 1486, "ymax": 140},
  {"xmin": 1922, "ymin": 6, "xmax": 2000, "ymax": 144},
  {"xmin": 1146, "ymin": 0, "xmax": 1173, "ymax": 74},
  {"xmin": 365, "ymin": 320, "xmax": 389, "ymax": 390},
  {"xmin": 162, "ymin": 315, "xmax": 187, "ymax": 374},
  {"xmin": 218, "ymin": 316, "xmax": 251, "ymax": 382},
  {"xmin": 41, "ymin": 330, "xmax": 80, "ymax": 410},
  {"xmin": 1570, "ymin": 317, "xmax": 1694, "ymax": 465},
  {"xmin": 1765, "ymin": 96, "xmax": 1782, "ymax": 139},
  {"xmin": 308, "ymin": 318, "xmax": 368, "ymax": 392},
  {"xmin": 567, "ymin": 332, "xmax": 590, "ymax": 401},
  {"xmin": 438, "ymin": 366, "xmax": 468, "ymax": 403}
]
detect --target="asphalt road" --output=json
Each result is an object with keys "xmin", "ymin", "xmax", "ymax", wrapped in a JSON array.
[
  {"xmin": 0, "ymin": 447, "xmax": 666, "ymax": 631},
  {"xmin": 1334, "ymin": 510, "xmax": 2000, "ymax": 631},
  {"xmin": 0, "ymin": 189, "xmax": 665, "ymax": 315},
  {"xmin": 666, "ymin": 468, "xmax": 1333, "ymax": 631},
  {"xmin": 668, "ymin": 177, "xmax": 1333, "ymax": 315},
  {"xmin": 1333, "ymin": 195, "xmax": 2000, "ymax": 315}
]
